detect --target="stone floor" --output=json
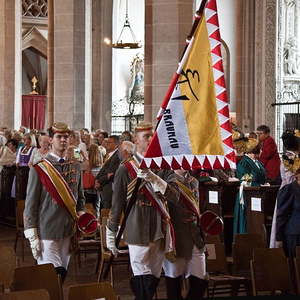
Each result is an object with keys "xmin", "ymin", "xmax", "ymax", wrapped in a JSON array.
[{"xmin": 0, "ymin": 223, "xmax": 168, "ymax": 300}]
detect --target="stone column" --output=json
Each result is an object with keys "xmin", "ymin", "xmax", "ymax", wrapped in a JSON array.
[
  {"xmin": 0, "ymin": 1, "xmax": 15, "ymax": 128},
  {"xmin": 145, "ymin": 0, "xmax": 193, "ymax": 122},
  {"xmin": 91, "ymin": 0, "xmax": 113, "ymax": 132},
  {"xmin": 236, "ymin": 0, "xmax": 256, "ymax": 132},
  {"xmin": 47, "ymin": 0, "xmax": 54, "ymax": 126},
  {"xmin": 237, "ymin": 0, "xmax": 277, "ymax": 135},
  {"xmin": 53, "ymin": 0, "xmax": 85, "ymax": 129},
  {"xmin": 254, "ymin": 0, "xmax": 277, "ymax": 135}
]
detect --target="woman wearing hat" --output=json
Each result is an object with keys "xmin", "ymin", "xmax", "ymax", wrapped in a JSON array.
[
  {"xmin": 271, "ymin": 130, "xmax": 300, "ymax": 252},
  {"xmin": 233, "ymin": 137, "xmax": 266, "ymax": 234}
]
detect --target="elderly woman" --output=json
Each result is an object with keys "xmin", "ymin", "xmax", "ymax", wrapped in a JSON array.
[
  {"xmin": 233, "ymin": 137, "xmax": 266, "ymax": 234},
  {"xmin": 15, "ymin": 133, "xmax": 36, "ymax": 200},
  {"xmin": 29, "ymin": 135, "xmax": 50, "ymax": 166}
]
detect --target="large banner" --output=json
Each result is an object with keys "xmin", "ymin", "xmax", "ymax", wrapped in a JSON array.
[{"xmin": 141, "ymin": 0, "xmax": 236, "ymax": 170}]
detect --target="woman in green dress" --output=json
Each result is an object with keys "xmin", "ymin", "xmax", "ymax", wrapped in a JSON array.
[{"xmin": 233, "ymin": 138, "xmax": 266, "ymax": 234}]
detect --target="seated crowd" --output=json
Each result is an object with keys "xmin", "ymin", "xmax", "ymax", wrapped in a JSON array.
[{"xmin": 0, "ymin": 122, "xmax": 300, "ymax": 299}]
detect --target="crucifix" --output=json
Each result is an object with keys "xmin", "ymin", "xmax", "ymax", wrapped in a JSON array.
[{"xmin": 30, "ymin": 76, "xmax": 39, "ymax": 95}]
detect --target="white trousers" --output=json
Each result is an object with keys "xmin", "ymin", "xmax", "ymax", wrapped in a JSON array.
[
  {"xmin": 163, "ymin": 246, "xmax": 207, "ymax": 279},
  {"xmin": 128, "ymin": 239, "xmax": 165, "ymax": 279},
  {"xmin": 37, "ymin": 237, "xmax": 71, "ymax": 269}
]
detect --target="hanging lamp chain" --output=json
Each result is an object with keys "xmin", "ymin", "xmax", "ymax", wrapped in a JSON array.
[{"xmin": 112, "ymin": 0, "xmax": 141, "ymax": 49}]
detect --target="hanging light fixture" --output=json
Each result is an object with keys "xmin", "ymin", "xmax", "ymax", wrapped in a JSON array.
[{"xmin": 112, "ymin": 0, "xmax": 142, "ymax": 49}]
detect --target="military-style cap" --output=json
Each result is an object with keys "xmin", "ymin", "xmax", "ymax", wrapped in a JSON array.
[
  {"xmin": 51, "ymin": 122, "xmax": 70, "ymax": 134},
  {"xmin": 134, "ymin": 121, "xmax": 153, "ymax": 133}
]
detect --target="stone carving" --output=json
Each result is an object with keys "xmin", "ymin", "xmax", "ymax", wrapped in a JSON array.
[
  {"xmin": 285, "ymin": 0, "xmax": 296, "ymax": 7},
  {"xmin": 22, "ymin": 0, "xmax": 48, "ymax": 18},
  {"xmin": 264, "ymin": 0, "xmax": 277, "ymax": 130},
  {"xmin": 284, "ymin": 37, "xmax": 300, "ymax": 75}
]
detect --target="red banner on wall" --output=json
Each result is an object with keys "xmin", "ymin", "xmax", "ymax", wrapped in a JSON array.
[{"xmin": 22, "ymin": 95, "xmax": 46, "ymax": 130}]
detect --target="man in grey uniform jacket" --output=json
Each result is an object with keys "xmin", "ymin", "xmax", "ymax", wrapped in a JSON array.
[
  {"xmin": 163, "ymin": 169, "xmax": 208, "ymax": 300},
  {"xmin": 23, "ymin": 122, "xmax": 85, "ymax": 282},
  {"xmin": 106, "ymin": 122, "xmax": 175, "ymax": 300}
]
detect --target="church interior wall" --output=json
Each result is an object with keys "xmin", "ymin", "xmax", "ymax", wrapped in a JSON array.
[{"xmin": 0, "ymin": 0, "xmax": 280, "ymax": 137}]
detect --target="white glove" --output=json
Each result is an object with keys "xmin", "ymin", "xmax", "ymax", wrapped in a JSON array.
[
  {"xmin": 106, "ymin": 226, "xmax": 118, "ymax": 256},
  {"xmin": 137, "ymin": 169, "xmax": 167, "ymax": 194},
  {"xmin": 209, "ymin": 176, "xmax": 218, "ymax": 182},
  {"xmin": 228, "ymin": 177, "xmax": 239, "ymax": 182},
  {"xmin": 24, "ymin": 228, "xmax": 41, "ymax": 260}
]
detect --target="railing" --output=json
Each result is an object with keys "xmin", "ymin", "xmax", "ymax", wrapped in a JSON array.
[
  {"xmin": 272, "ymin": 100, "xmax": 300, "ymax": 152},
  {"xmin": 111, "ymin": 114, "xmax": 144, "ymax": 135}
]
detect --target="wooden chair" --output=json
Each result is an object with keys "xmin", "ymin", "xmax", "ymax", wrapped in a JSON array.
[
  {"xmin": 232, "ymin": 233, "xmax": 266, "ymax": 277},
  {"xmin": 205, "ymin": 235, "xmax": 251, "ymax": 297},
  {"xmin": 99, "ymin": 209, "xmax": 110, "ymax": 224},
  {"xmin": 12, "ymin": 263, "xmax": 63, "ymax": 300},
  {"xmin": 291, "ymin": 246, "xmax": 300, "ymax": 295},
  {"xmin": 97, "ymin": 220, "xmax": 130, "ymax": 287},
  {"xmin": 250, "ymin": 247, "xmax": 294, "ymax": 296},
  {"xmin": 0, "ymin": 246, "xmax": 16, "ymax": 293},
  {"xmin": 68, "ymin": 281, "xmax": 119, "ymax": 300},
  {"xmin": 74, "ymin": 204, "xmax": 101, "ymax": 272},
  {"xmin": 0, "ymin": 289, "xmax": 50, "ymax": 300},
  {"xmin": 14, "ymin": 200, "xmax": 25, "ymax": 261}
]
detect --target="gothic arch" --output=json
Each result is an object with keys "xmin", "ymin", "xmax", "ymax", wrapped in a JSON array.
[{"xmin": 22, "ymin": 26, "xmax": 47, "ymax": 58}]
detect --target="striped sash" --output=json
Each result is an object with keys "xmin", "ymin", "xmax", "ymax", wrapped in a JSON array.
[
  {"xmin": 124, "ymin": 159, "xmax": 176, "ymax": 261},
  {"xmin": 175, "ymin": 179, "xmax": 201, "ymax": 221},
  {"xmin": 34, "ymin": 159, "xmax": 78, "ymax": 221}
]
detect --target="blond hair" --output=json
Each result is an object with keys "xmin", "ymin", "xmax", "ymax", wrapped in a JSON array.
[{"xmin": 88, "ymin": 143, "xmax": 101, "ymax": 169}]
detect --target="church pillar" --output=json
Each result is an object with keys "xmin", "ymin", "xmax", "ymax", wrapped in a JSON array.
[
  {"xmin": 47, "ymin": 0, "xmax": 54, "ymax": 126},
  {"xmin": 92, "ymin": 0, "xmax": 112, "ymax": 132},
  {"xmin": 0, "ymin": 0, "xmax": 16, "ymax": 128},
  {"xmin": 144, "ymin": 0, "xmax": 193, "ymax": 122},
  {"xmin": 236, "ymin": 0, "xmax": 255, "ymax": 132},
  {"xmin": 238, "ymin": 0, "xmax": 277, "ymax": 135},
  {"xmin": 254, "ymin": 0, "xmax": 277, "ymax": 135},
  {"xmin": 53, "ymin": 0, "xmax": 85, "ymax": 129}
]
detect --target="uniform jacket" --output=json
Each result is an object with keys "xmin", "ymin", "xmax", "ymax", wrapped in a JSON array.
[
  {"xmin": 23, "ymin": 153, "xmax": 85, "ymax": 240},
  {"xmin": 259, "ymin": 136, "xmax": 281, "ymax": 181},
  {"xmin": 95, "ymin": 149, "xmax": 121, "ymax": 208},
  {"xmin": 107, "ymin": 153, "xmax": 174, "ymax": 245},
  {"xmin": 276, "ymin": 180, "xmax": 300, "ymax": 241},
  {"xmin": 167, "ymin": 173, "xmax": 205, "ymax": 260}
]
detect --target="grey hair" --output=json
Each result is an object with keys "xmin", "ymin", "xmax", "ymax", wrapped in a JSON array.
[{"xmin": 121, "ymin": 141, "xmax": 135, "ymax": 154}]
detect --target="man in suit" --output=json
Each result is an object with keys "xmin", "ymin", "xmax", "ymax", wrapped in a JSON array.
[
  {"xmin": 257, "ymin": 125, "xmax": 281, "ymax": 184},
  {"xmin": 95, "ymin": 135, "xmax": 121, "ymax": 209}
]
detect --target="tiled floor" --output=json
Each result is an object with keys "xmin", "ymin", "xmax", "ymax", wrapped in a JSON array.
[{"xmin": 0, "ymin": 223, "xmax": 168, "ymax": 300}]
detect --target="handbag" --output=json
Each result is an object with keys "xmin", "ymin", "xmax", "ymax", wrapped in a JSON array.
[{"xmin": 83, "ymin": 170, "xmax": 95, "ymax": 189}]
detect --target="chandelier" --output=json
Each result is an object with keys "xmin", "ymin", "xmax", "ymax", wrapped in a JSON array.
[{"xmin": 112, "ymin": 0, "xmax": 142, "ymax": 49}]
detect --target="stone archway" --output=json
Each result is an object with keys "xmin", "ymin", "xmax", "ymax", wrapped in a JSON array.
[{"xmin": 22, "ymin": 27, "xmax": 47, "ymax": 95}]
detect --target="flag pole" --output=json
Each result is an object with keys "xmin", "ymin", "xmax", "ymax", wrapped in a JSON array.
[
  {"xmin": 102, "ymin": 0, "xmax": 209, "ymax": 280},
  {"xmin": 156, "ymin": 0, "xmax": 209, "ymax": 121}
]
